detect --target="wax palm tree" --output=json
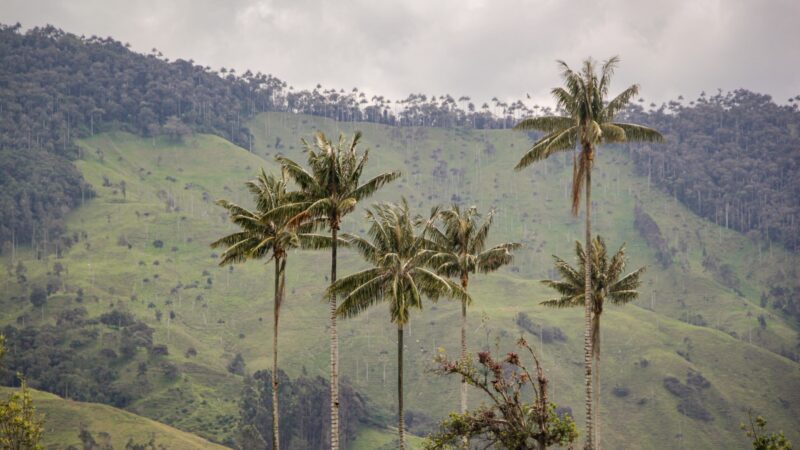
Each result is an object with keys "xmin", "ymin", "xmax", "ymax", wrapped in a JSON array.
[
  {"xmin": 210, "ymin": 169, "xmax": 328, "ymax": 450},
  {"xmin": 331, "ymin": 201, "xmax": 467, "ymax": 450},
  {"xmin": 277, "ymin": 131, "xmax": 400, "ymax": 450},
  {"xmin": 513, "ymin": 56, "xmax": 662, "ymax": 449},
  {"xmin": 427, "ymin": 205, "xmax": 520, "ymax": 414},
  {"xmin": 541, "ymin": 236, "xmax": 645, "ymax": 449}
]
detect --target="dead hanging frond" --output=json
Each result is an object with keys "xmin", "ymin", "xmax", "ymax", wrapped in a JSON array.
[{"xmin": 571, "ymin": 150, "xmax": 591, "ymax": 216}]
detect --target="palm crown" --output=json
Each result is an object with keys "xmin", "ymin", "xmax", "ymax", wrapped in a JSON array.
[
  {"xmin": 277, "ymin": 131, "xmax": 401, "ymax": 229},
  {"xmin": 541, "ymin": 236, "xmax": 645, "ymax": 352},
  {"xmin": 514, "ymin": 56, "xmax": 663, "ymax": 214},
  {"xmin": 427, "ymin": 205, "xmax": 521, "ymax": 282},
  {"xmin": 332, "ymin": 200, "xmax": 468, "ymax": 326},
  {"xmin": 210, "ymin": 169, "xmax": 324, "ymax": 262}
]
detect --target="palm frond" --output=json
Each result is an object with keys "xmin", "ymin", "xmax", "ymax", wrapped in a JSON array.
[
  {"xmin": 351, "ymin": 171, "xmax": 402, "ymax": 201},
  {"xmin": 603, "ymin": 84, "xmax": 639, "ymax": 121},
  {"xmin": 476, "ymin": 244, "xmax": 519, "ymax": 273},
  {"xmin": 612, "ymin": 123, "xmax": 665, "ymax": 143},
  {"xmin": 276, "ymin": 156, "xmax": 320, "ymax": 193},
  {"xmin": 551, "ymin": 87, "xmax": 577, "ymax": 114},
  {"xmin": 333, "ymin": 269, "xmax": 388, "ymax": 317},
  {"xmin": 541, "ymin": 279, "xmax": 582, "ymax": 298},
  {"xmin": 513, "ymin": 116, "xmax": 573, "ymax": 133},
  {"xmin": 515, "ymin": 126, "xmax": 577, "ymax": 170},
  {"xmin": 600, "ymin": 123, "xmax": 627, "ymax": 144},
  {"xmin": 540, "ymin": 293, "xmax": 583, "ymax": 308},
  {"xmin": 598, "ymin": 55, "xmax": 620, "ymax": 98}
]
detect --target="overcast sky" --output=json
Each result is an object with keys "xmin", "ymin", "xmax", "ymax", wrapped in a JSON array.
[{"xmin": 3, "ymin": 0, "xmax": 799, "ymax": 107}]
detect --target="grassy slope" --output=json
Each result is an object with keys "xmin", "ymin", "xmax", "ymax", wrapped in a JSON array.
[
  {"xmin": 0, "ymin": 112, "xmax": 798, "ymax": 449},
  {"xmin": 0, "ymin": 386, "xmax": 226, "ymax": 449}
]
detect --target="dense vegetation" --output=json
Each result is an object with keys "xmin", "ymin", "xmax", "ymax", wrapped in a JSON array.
[
  {"xmin": 0, "ymin": 305, "xmax": 170, "ymax": 407},
  {"xmin": 625, "ymin": 91, "xmax": 800, "ymax": 250},
  {"xmin": 238, "ymin": 369, "xmax": 368, "ymax": 450},
  {"xmin": 2, "ymin": 24, "xmax": 798, "ymax": 253}
]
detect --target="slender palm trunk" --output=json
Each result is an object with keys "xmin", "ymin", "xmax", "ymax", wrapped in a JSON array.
[
  {"xmin": 594, "ymin": 350, "xmax": 600, "ymax": 449},
  {"xmin": 583, "ymin": 156, "xmax": 594, "ymax": 450},
  {"xmin": 330, "ymin": 226, "xmax": 340, "ymax": 450},
  {"xmin": 272, "ymin": 256, "xmax": 286, "ymax": 450},
  {"xmin": 398, "ymin": 323, "xmax": 405, "ymax": 450},
  {"xmin": 460, "ymin": 275, "xmax": 469, "ymax": 449},
  {"xmin": 593, "ymin": 314, "xmax": 601, "ymax": 450},
  {"xmin": 460, "ymin": 274, "xmax": 469, "ymax": 414}
]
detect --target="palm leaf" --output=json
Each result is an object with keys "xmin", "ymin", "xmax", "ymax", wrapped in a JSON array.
[
  {"xmin": 611, "ymin": 123, "xmax": 664, "ymax": 143},
  {"xmin": 514, "ymin": 126, "xmax": 578, "ymax": 170},
  {"xmin": 513, "ymin": 116, "xmax": 573, "ymax": 133}
]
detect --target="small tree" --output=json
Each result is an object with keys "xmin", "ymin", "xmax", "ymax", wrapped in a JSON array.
[
  {"xmin": 163, "ymin": 116, "xmax": 191, "ymax": 142},
  {"xmin": 0, "ymin": 335, "xmax": 45, "ymax": 449},
  {"xmin": 29, "ymin": 286, "xmax": 47, "ymax": 309},
  {"xmin": 741, "ymin": 412, "xmax": 793, "ymax": 450},
  {"xmin": 228, "ymin": 353, "xmax": 246, "ymax": 376},
  {"xmin": 425, "ymin": 337, "xmax": 578, "ymax": 449}
]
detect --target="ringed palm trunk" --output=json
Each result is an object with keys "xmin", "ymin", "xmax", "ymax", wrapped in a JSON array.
[
  {"xmin": 583, "ymin": 147, "xmax": 595, "ymax": 450},
  {"xmin": 460, "ymin": 273, "xmax": 469, "ymax": 414},
  {"xmin": 460, "ymin": 274, "xmax": 469, "ymax": 449},
  {"xmin": 593, "ymin": 314, "xmax": 601, "ymax": 450},
  {"xmin": 398, "ymin": 323, "xmax": 406, "ymax": 449},
  {"xmin": 330, "ymin": 225, "xmax": 340, "ymax": 450},
  {"xmin": 272, "ymin": 255, "xmax": 286, "ymax": 450}
]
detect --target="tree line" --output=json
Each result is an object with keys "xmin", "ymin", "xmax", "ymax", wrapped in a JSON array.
[{"xmin": 1, "ymin": 23, "xmax": 798, "ymax": 254}]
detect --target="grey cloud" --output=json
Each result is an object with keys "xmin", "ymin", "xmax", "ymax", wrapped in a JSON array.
[{"xmin": 3, "ymin": 0, "xmax": 798, "ymax": 106}]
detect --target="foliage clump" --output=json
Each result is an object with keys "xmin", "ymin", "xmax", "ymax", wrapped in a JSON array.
[
  {"xmin": 741, "ymin": 412, "xmax": 793, "ymax": 450},
  {"xmin": 425, "ymin": 338, "xmax": 577, "ymax": 449},
  {"xmin": 0, "ymin": 335, "xmax": 45, "ymax": 449}
]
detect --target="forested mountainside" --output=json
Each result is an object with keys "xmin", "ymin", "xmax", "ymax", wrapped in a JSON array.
[
  {"xmin": 626, "ymin": 92, "xmax": 800, "ymax": 250},
  {"xmin": 1, "ymin": 23, "xmax": 799, "ymax": 253}
]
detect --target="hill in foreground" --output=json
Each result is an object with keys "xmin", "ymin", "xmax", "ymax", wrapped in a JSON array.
[{"xmin": 0, "ymin": 386, "xmax": 227, "ymax": 449}]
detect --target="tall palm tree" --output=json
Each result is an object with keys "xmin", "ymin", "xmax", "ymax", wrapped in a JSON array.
[
  {"xmin": 427, "ymin": 205, "xmax": 520, "ymax": 414},
  {"xmin": 210, "ymin": 169, "xmax": 327, "ymax": 450},
  {"xmin": 330, "ymin": 201, "xmax": 467, "ymax": 450},
  {"xmin": 513, "ymin": 56, "xmax": 662, "ymax": 449},
  {"xmin": 277, "ymin": 131, "xmax": 400, "ymax": 450},
  {"xmin": 541, "ymin": 236, "xmax": 645, "ymax": 449}
]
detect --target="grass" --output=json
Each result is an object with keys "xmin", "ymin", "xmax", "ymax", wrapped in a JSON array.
[
  {"xmin": 0, "ymin": 112, "xmax": 797, "ymax": 449},
  {"xmin": 0, "ymin": 386, "xmax": 227, "ymax": 449}
]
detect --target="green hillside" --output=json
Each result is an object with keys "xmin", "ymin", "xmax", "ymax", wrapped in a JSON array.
[
  {"xmin": 0, "ymin": 112, "xmax": 798, "ymax": 449},
  {"xmin": 0, "ymin": 386, "xmax": 226, "ymax": 449}
]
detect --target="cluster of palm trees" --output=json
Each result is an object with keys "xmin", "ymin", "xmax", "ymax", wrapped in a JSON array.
[{"xmin": 212, "ymin": 56, "xmax": 662, "ymax": 450}]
